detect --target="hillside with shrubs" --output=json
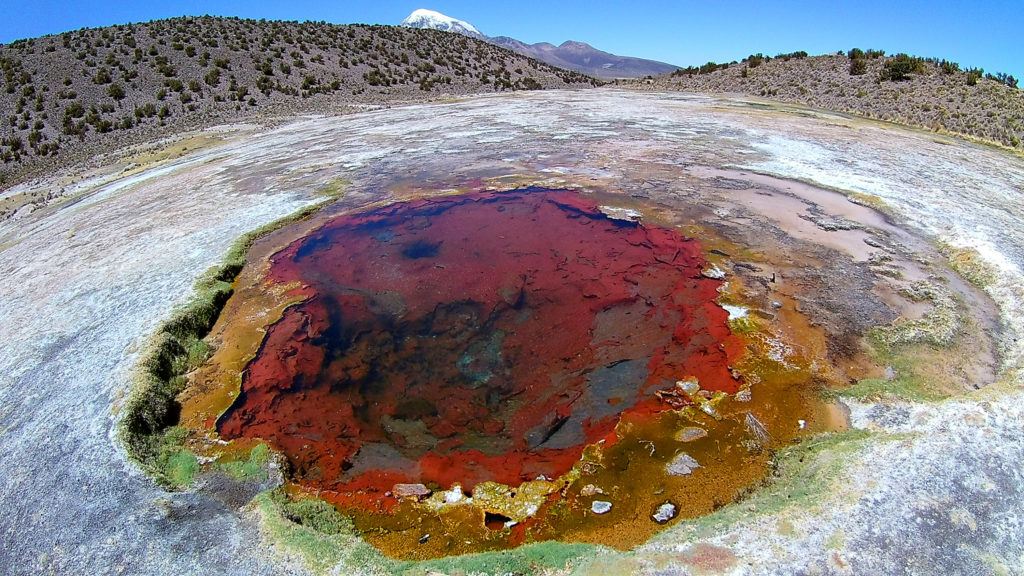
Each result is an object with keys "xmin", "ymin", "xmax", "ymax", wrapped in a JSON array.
[
  {"xmin": 627, "ymin": 49, "xmax": 1023, "ymax": 150},
  {"xmin": 0, "ymin": 16, "xmax": 597, "ymax": 189}
]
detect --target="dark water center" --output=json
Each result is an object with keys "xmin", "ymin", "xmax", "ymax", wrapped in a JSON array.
[{"xmin": 217, "ymin": 189, "xmax": 741, "ymax": 499}]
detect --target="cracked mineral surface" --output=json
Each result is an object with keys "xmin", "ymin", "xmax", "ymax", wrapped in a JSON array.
[{"xmin": 1, "ymin": 90, "xmax": 1023, "ymax": 575}]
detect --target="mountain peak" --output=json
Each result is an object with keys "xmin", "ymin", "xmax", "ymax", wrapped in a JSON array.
[
  {"xmin": 399, "ymin": 9, "xmax": 678, "ymax": 79},
  {"xmin": 401, "ymin": 9, "xmax": 483, "ymax": 38}
]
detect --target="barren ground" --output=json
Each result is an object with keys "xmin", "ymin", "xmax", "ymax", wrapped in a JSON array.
[{"xmin": 1, "ymin": 90, "xmax": 1022, "ymax": 575}]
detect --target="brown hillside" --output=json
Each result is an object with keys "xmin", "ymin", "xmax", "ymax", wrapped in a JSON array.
[
  {"xmin": 626, "ymin": 51, "xmax": 1023, "ymax": 150},
  {"xmin": 0, "ymin": 16, "xmax": 597, "ymax": 190}
]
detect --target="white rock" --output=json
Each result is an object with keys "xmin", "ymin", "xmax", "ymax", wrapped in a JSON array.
[
  {"xmin": 591, "ymin": 500, "xmax": 613, "ymax": 514},
  {"xmin": 443, "ymin": 485, "xmax": 464, "ymax": 504},
  {"xmin": 676, "ymin": 377, "xmax": 700, "ymax": 395},
  {"xmin": 721, "ymin": 304, "xmax": 748, "ymax": 319},
  {"xmin": 702, "ymin": 265, "xmax": 726, "ymax": 279},
  {"xmin": 652, "ymin": 502, "xmax": 677, "ymax": 524},
  {"xmin": 666, "ymin": 452, "xmax": 700, "ymax": 476},
  {"xmin": 674, "ymin": 427, "xmax": 708, "ymax": 442}
]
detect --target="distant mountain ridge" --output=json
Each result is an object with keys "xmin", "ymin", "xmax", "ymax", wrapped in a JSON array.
[{"xmin": 400, "ymin": 8, "xmax": 679, "ymax": 79}]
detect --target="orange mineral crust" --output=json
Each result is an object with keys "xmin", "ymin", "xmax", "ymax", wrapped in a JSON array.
[{"xmin": 216, "ymin": 189, "xmax": 744, "ymax": 500}]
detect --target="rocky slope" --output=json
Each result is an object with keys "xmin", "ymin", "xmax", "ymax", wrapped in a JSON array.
[
  {"xmin": 625, "ymin": 50, "xmax": 1024, "ymax": 149},
  {"xmin": 0, "ymin": 16, "xmax": 597, "ymax": 191}
]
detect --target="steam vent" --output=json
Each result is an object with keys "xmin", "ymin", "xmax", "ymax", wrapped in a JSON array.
[{"xmin": 183, "ymin": 187, "xmax": 844, "ymax": 559}]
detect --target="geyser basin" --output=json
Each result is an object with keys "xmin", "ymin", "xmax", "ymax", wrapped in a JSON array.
[
  {"xmin": 217, "ymin": 189, "xmax": 742, "ymax": 497},
  {"xmin": 180, "ymin": 184, "xmax": 856, "ymax": 559}
]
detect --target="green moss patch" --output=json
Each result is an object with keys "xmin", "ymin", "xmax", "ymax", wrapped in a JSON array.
[
  {"xmin": 120, "ymin": 190, "xmax": 342, "ymax": 489},
  {"xmin": 937, "ymin": 242, "xmax": 999, "ymax": 289},
  {"xmin": 838, "ymin": 366, "xmax": 946, "ymax": 403},
  {"xmin": 651, "ymin": 429, "xmax": 874, "ymax": 543},
  {"xmin": 218, "ymin": 443, "xmax": 271, "ymax": 481},
  {"xmin": 256, "ymin": 491, "xmax": 392, "ymax": 575},
  {"xmin": 408, "ymin": 542, "xmax": 602, "ymax": 576},
  {"xmin": 257, "ymin": 488, "xmax": 604, "ymax": 576},
  {"xmin": 870, "ymin": 280, "xmax": 959, "ymax": 348}
]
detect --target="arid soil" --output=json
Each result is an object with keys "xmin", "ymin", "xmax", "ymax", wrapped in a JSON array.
[{"xmin": 626, "ymin": 52, "xmax": 1024, "ymax": 149}]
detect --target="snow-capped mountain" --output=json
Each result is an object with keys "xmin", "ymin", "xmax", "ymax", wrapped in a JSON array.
[
  {"xmin": 400, "ymin": 8, "xmax": 678, "ymax": 79},
  {"xmin": 400, "ymin": 9, "xmax": 485, "ymax": 39}
]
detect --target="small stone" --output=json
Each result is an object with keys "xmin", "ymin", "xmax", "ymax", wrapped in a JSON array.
[
  {"xmin": 580, "ymin": 484, "xmax": 604, "ymax": 497},
  {"xmin": 666, "ymin": 452, "xmax": 700, "ymax": 476},
  {"xmin": 884, "ymin": 366, "xmax": 897, "ymax": 381},
  {"xmin": 735, "ymin": 388, "xmax": 752, "ymax": 402},
  {"xmin": 443, "ymin": 484, "xmax": 465, "ymax": 504},
  {"xmin": 700, "ymin": 402, "xmax": 720, "ymax": 418},
  {"xmin": 591, "ymin": 500, "xmax": 613, "ymax": 514},
  {"xmin": 419, "ymin": 533, "xmax": 430, "ymax": 544},
  {"xmin": 701, "ymin": 265, "xmax": 726, "ymax": 280},
  {"xmin": 652, "ymin": 502, "xmax": 677, "ymax": 524},
  {"xmin": 675, "ymin": 427, "xmax": 708, "ymax": 442},
  {"xmin": 676, "ymin": 377, "xmax": 700, "ymax": 395},
  {"xmin": 772, "ymin": 300, "xmax": 783, "ymax": 309},
  {"xmin": 393, "ymin": 483, "xmax": 431, "ymax": 500}
]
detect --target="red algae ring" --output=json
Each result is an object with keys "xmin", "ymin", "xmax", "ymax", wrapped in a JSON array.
[
  {"xmin": 182, "ymin": 187, "xmax": 838, "ymax": 559},
  {"xmin": 218, "ymin": 188, "xmax": 742, "ymax": 495}
]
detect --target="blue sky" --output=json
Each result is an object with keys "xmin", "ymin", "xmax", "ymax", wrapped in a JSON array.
[{"xmin": 1, "ymin": 0, "xmax": 1021, "ymax": 80}]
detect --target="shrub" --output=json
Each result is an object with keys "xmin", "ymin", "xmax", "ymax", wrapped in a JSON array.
[
  {"xmin": 134, "ymin": 102, "xmax": 156, "ymax": 118},
  {"xmin": 848, "ymin": 48, "xmax": 865, "ymax": 60},
  {"xmin": 967, "ymin": 68, "xmax": 983, "ymax": 86},
  {"xmin": 63, "ymin": 102, "xmax": 85, "ymax": 119},
  {"xmin": 107, "ymin": 83, "xmax": 125, "ymax": 100},
  {"xmin": 879, "ymin": 53, "xmax": 925, "ymax": 81},
  {"xmin": 746, "ymin": 53, "xmax": 765, "ymax": 68},
  {"xmin": 93, "ymin": 67, "xmax": 112, "ymax": 84},
  {"xmin": 987, "ymin": 72, "xmax": 1018, "ymax": 88},
  {"xmin": 776, "ymin": 50, "xmax": 807, "ymax": 61},
  {"xmin": 204, "ymin": 67, "xmax": 221, "ymax": 86},
  {"xmin": 850, "ymin": 58, "xmax": 868, "ymax": 76},
  {"xmin": 699, "ymin": 61, "xmax": 723, "ymax": 74}
]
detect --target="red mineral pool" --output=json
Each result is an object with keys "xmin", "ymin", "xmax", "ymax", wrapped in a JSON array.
[{"xmin": 217, "ymin": 188, "xmax": 743, "ymax": 502}]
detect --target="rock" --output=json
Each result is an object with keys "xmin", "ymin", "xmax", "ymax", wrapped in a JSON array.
[
  {"xmin": 652, "ymin": 502, "xmax": 677, "ymax": 524},
  {"xmin": 701, "ymin": 265, "xmax": 726, "ymax": 279},
  {"xmin": 580, "ymin": 484, "xmax": 604, "ymax": 497},
  {"xmin": 674, "ymin": 427, "xmax": 708, "ymax": 442},
  {"xmin": 443, "ymin": 484, "xmax": 465, "ymax": 504},
  {"xmin": 591, "ymin": 500, "xmax": 613, "ymax": 514},
  {"xmin": 676, "ymin": 377, "xmax": 700, "ymax": 395},
  {"xmin": 599, "ymin": 205, "xmax": 643, "ymax": 222},
  {"xmin": 666, "ymin": 452, "xmax": 700, "ymax": 476},
  {"xmin": 393, "ymin": 483, "xmax": 431, "ymax": 500}
]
